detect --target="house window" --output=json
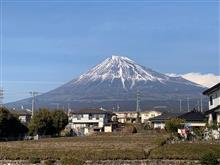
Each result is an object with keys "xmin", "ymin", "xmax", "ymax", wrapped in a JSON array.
[
  {"xmin": 210, "ymin": 96, "xmax": 213, "ymax": 106},
  {"xmin": 89, "ymin": 114, "xmax": 92, "ymax": 120},
  {"xmin": 94, "ymin": 114, "xmax": 99, "ymax": 120},
  {"xmin": 77, "ymin": 114, "xmax": 83, "ymax": 120}
]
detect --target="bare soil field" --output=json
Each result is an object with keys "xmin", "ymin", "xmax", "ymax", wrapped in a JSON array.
[{"xmin": 0, "ymin": 132, "xmax": 167, "ymax": 164}]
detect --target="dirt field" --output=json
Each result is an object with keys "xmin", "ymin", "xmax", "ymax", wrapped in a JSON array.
[{"xmin": 0, "ymin": 132, "xmax": 167, "ymax": 164}]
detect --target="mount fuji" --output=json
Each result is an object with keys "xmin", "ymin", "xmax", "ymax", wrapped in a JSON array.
[{"xmin": 7, "ymin": 55, "xmax": 206, "ymax": 111}]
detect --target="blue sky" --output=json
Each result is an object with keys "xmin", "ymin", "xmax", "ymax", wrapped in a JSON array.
[{"xmin": 1, "ymin": 0, "xmax": 219, "ymax": 103}]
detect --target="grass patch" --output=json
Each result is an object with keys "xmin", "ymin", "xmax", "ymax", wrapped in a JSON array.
[{"xmin": 150, "ymin": 142, "xmax": 220, "ymax": 160}]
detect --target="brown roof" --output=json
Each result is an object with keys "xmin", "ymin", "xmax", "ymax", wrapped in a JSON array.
[
  {"xmin": 203, "ymin": 82, "xmax": 220, "ymax": 95},
  {"xmin": 73, "ymin": 109, "xmax": 113, "ymax": 114}
]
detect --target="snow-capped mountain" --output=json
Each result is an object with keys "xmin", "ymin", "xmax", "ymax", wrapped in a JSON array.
[
  {"xmin": 7, "ymin": 55, "xmax": 206, "ymax": 111},
  {"xmin": 74, "ymin": 55, "xmax": 200, "ymax": 90}
]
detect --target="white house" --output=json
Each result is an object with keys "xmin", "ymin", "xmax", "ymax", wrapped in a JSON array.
[
  {"xmin": 149, "ymin": 113, "xmax": 180, "ymax": 129},
  {"xmin": 140, "ymin": 111, "xmax": 162, "ymax": 123},
  {"xmin": 11, "ymin": 110, "xmax": 32, "ymax": 124},
  {"xmin": 203, "ymin": 82, "xmax": 220, "ymax": 125},
  {"xmin": 149, "ymin": 110, "xmax": 206, "ymax": 129},
  {"xmin": 115, "ymin": 111, "xmax": 137, "ymax": 123},
  {"xmin": 68, "ymin": 108, "xmax": 113, "ymax": 135},
  {"xmin": 115, "ymin": 111, "xmax": 162, "ymax": 124}
]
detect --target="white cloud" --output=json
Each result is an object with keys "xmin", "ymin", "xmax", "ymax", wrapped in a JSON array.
[{"xmin": 166, "ymin": 72, "xmax": 220, "ymax": 88}]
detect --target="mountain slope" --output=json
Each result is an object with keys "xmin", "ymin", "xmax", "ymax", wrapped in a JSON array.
[{"xmin": 7, "ymin": 55, "xmax": 206, "ymax": 111}]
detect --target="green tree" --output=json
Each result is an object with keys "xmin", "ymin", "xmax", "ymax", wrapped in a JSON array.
[
  {"xmin": 0, "ymin": 107, "xmax": 28, "ymax": 138},
  {"xmin": 29, "ymin": 108, "xmax": 54, "ymax": 136},
  {"xmin": 51, "ymin": 110, "xmax": 68, "ymax": 135},
  {"xmin": 165, "ymin": 118, "xmax": 184, "ymax": 134}
]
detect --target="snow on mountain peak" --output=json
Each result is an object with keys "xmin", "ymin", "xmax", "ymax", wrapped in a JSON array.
[
  {"xmin": 111, "ymin": 55, "xmax": 134, "ymax": 62},
  {"xmin": 75, "ymin": 55, "xmax": 170, "ymax": 89}
]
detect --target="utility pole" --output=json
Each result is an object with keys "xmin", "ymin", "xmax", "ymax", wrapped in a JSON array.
[
  {"xmin": 197, "ymin": 100, "xmax": 200, "ymax": 111},
  {"xmin": 29, "ymin": 91, "xmax": 39, "ymax": 117},
  {"xmin": 117, "ymin": 104, "xmax": 120, "ymax": 112},
  {"xmin": 67, "ymin": 103, "xmax": 70, "ymax": 110},
  {"xmin": 67, "ymin": 103, "xmax": 71, "ymax": 116},
  {"xmin": 136, "ymin": 90, "xmax": 141, "ymax": 112},
  {"xmin": 179, "ymin": 99, "xmax": 182, "ymax": 113},
  {"xmin": 0, "ymin": 88, "xmax": 3, "ymax": 108},
  {"xmin": 187, "ymin": 97, "xmax": 190, "ymax": 112},
  {"xmin": 200, "ymin": 95, "xmax": 203, "ymax": 112},
  {"xmin": 55, "ymin": 103, "xmax": 59, "ymax": 110},
  {"xmin": 136, "ymin": 90, "xmax": 141, "ymax": 123}
]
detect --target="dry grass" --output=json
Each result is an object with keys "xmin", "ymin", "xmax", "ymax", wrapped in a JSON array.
[
  {"xmin": 0, "ymin": 132, "xmax": 167, "ymax": 163},
  {"xmin": 149, "ymin": 142, "xmax": 220, "ymax": 160}
]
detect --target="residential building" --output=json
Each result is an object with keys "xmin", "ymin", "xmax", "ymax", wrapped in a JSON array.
[
  {"xmin": 140, "ymin": 111, "xmax": 162, "ymax": 123},
  {"xmin": 68, "ymin": 108, "xmax": 113, "ymax": 135},
  {"xmin": 115, "ymin": 111, "xmax": 137, "ymax": 123},
  {"xmin": 150, "ymin": 110, "xmax": 206, "ymax": 129},
  {"xmin": 11, "ymin": 110, "xmax": 32, "ymax": 124},
  {"xmin": 115, "ymin": 110, "xmax": 162, "ymax": 124},
  {"xmin": 203, "ymin": 82, "xmax": 220, "ymax": 125},
  {"xmin": 149, "ymin": 113, "xmax": 180, "ymax": 129},
  {"xmin": 178, "ymin": 110, "xmax": 206, "ymax": 127}
]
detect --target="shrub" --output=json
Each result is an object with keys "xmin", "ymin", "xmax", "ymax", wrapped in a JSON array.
[
  {"xmin": 165, "ymin": 118, "xmax": 184, "ymax": 134},
  {"xmin": 200, "ymin": 152, "xmax": 219, "ymax": 165}
]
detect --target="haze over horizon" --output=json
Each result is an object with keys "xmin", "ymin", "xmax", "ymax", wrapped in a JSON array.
[{"xmin": 0, "ymin": 0, "xmax": 219, "ymax": 103}]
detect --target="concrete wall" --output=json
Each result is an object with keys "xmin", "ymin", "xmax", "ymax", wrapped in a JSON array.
[{"xmin": 153, "ymin": 122, "xmax": 165, "ymax": 129}]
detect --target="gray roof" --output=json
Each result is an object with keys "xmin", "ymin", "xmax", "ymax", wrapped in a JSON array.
[
  {"xmin": 179, "ymin": 110, "xmax": 206, "ymax": 121},
  {"xmin": 73, "ymin": 109, "xmax": 113, "ymax": 115},
  {"xmin": 149, "ymin": 113, "xmax": 181, "ymax": 122},
  {"xmin": 203, "ymin": 82, "xmax": 220, "ymax": 95}
]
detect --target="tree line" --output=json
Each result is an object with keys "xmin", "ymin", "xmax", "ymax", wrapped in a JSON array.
[{"xmin": 0, "ymin": 107, "xmax": 68, "ymax": 139}]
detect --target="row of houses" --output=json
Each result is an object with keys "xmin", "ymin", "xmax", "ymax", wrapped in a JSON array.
[
  {"xmin": 67, "ymin": 109, "xmax": 163, "ymax": 135},
  {"xmin": 67, "ymin": 82, "xmax": 220, "ymax": 135},
  {"xmin": 12, "ymin": 82, "xmax": 220, "ymax": 136}
]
